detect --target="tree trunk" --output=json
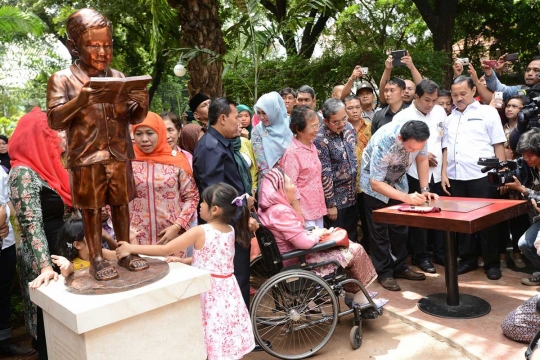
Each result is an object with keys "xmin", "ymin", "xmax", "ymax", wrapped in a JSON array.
[
  {"xmin": 169, "ymin": 0, "xmax": 226, "ymax": 98},
  {"xmin": 148, "ymin": 51, "xmax": 167, "ymax": 104},
  {"xmin": 412, "ymin": 0, "xmax": 458, "ymax": 88}
]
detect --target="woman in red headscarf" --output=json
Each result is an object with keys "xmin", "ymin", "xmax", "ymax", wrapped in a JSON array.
[
  {"xmin": 8, "ymin": 107, "xmax": 77, "ymax": 356},
  {"xmin": 130, "ymin": 112, "xmax": 199, "ymax": 254}
]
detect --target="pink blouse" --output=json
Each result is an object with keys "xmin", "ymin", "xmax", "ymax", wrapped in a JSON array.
[
  {"xmin": 280, "ymin": 138, "xmax": 327, "ymax": 220},
  {"xmin": 130, "ymin": 161, "xmax": 199, "ymax": 245}
]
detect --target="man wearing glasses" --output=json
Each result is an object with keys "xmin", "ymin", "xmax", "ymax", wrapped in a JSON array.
[{"xmin": 313, "ymin": 98, "xmax": 358, "ymax": 242}]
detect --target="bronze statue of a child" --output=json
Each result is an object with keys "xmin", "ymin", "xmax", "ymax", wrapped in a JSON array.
[{"xmin": 47, "ymin": 8, "xmax": 149, "ymax": 281}]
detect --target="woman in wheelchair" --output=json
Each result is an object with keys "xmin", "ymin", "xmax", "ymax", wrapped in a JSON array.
[{"xmin": 258, "ymin": 168, "xmax": 382, "ymax": 309}]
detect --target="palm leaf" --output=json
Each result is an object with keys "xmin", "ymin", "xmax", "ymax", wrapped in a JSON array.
[{"xmin": 0, "ymin": 6, "xmax": 47, "ymax": 41}]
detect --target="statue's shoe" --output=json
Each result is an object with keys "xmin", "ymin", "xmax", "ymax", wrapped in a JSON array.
[
  {"xmin": 89, "ymin": 261, "xmax": 119, "ymax": 281},
  {"xmin": 118, "ymin": 254, "xmax": 149, "ymax": 272}
]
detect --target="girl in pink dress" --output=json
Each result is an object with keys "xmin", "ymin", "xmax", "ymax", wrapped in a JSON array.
[{"xmin": 116, "ymin": 183, "xmax": 255, "ymax": 359}]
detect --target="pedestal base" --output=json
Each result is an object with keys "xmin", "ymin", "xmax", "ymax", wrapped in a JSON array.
[
  {"xmin": 417, "ymin": 293, "xmax": 491, "ymax": 319},
  {"xmin": 65, "ymin": 257, "xmax": 169, "ymax": 295},
  {"xmin": 30, "ymin": 261, "xmax": 211, "ymax": 360}
]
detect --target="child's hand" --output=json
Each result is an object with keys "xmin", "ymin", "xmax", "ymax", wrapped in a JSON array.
[
  {"xmin": 51, "ymin": 255, "xmax": 71, "ymax": 270},
  {"xmin": 29, "ymin": 266, "xmax": 58, "ymax": 289},
  {"xmin": 129, "ymin": 227, "xmax": 142, "ymax": 243},
  {"xmin": 115, "ymin": 241, "xmax": 132, "ymax": 259},
  {"xmin": 166, "ymin": 256, "xmax": 189, "ymax": 264}
]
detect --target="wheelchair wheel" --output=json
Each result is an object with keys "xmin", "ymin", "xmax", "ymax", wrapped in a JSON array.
[
  {"xmin": 250, "ymin": 255, "xmax": 270, "ymax": 291},
  {"xmin": 251, "ymin": 270, "xmax": 339, "ymax": 360},
  {"xmin": 350, "ymin": 325, "xmax": 362, "ymax": 349}
]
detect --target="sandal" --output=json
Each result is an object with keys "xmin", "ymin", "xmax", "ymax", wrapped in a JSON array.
[
  {"xmin": 89, "ymin": 261, "xmax": 119, "ymax": 281},
  {"xmin": 118, "ymin": 254, "xmax": 149, "ymax": 272}
]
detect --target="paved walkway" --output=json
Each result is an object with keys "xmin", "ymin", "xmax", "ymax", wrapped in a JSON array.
[{"xmin": 247, "ymin": 261, "xmax": 535, "ymax": 360}]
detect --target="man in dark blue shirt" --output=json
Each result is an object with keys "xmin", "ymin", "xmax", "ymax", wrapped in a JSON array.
[{"xmin": 193, "ymin": 97, "xmax": 252, "ymax": 308}]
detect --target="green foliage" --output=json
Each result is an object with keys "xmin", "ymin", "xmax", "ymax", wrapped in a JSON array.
[
  {"xmin": 0, "ymin": 5, "xmax": 47, "ymax": 41},
  {"xmin": 453, "ymin": 0, "xmax": 540, "ymax": 76},
  {"xmin": 224, "ymin": 47, "xmax": 448, "ymax": 105},
  {"xmin": 328, "ymin": 0, "xmax": 431, "ymax": 52}
]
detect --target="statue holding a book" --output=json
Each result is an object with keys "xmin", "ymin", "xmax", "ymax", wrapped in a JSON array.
[{"xmin": 46, "ymin": 8, "xmax": 152, "ymax": 281}]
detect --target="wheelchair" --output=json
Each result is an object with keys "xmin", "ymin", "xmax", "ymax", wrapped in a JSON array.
[{"xmin": 250, "ymin": 225, "xmax": 382, "ymax": 359}]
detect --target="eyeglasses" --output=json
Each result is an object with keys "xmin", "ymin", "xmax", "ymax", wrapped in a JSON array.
[
  {"xmin": 330, "ymin": 117, "xmax": 348, "ymax": 126},
  {"xmin": 308, "ymin": 123, "xmax": 320, "ymax": 130}
]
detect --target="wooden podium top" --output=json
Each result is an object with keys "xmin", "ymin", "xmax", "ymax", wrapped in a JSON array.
[{"xmin": 372, "ymin": 197, "xmax": 528, "ymax": 234}]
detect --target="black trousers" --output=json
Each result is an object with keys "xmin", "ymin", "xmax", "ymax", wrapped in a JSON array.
[
  {"xmin": 324, "ymin": 203, "xmax": 358, "ymax": 243},
  {"xmin": 233, "ymin": 242, "xmax": 250, "ymax": 310},
  {"xmin": 363, "ymin": 193, "xmax": 409, "ymax": 279},
  {"xmin": 0, "ymin": 244, "xmax": 16, "ymax": 341},
  {"xmin": 407, "ymin": 175, "xmax": 445, "ymax": 261},
  {"xmin": 357, "ymin": 193, "xmax": 370, "ymax": 252},
  {"xmin": 449, "ymin": 177, "xmax": 499, "ymax": 269}
]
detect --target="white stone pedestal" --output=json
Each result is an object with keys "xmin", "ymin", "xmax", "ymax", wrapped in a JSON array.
[{"xmin": 30, "ymin": 261, "xmax": 211, "ymax": 360}]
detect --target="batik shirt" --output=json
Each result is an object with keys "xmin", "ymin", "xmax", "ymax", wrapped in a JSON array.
[
  {"xmin": 354, "ymin": 119, "xmax": 372, "ymax": 193},
  {"xmin": 360, "ymin": 119, "xmax": 428, "ymax": 203},
  {"xmin": 313, "ymin": 122, "xmax": 357, "ymax": 209}
]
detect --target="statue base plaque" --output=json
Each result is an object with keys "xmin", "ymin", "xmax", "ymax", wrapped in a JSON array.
[
  {"xmin": 65, "ymin": 258, "xmax": 169, "ymax": 295},
  {"xmin": 30, "ymin": 260, "xmax": 211, "ymax": 360}
]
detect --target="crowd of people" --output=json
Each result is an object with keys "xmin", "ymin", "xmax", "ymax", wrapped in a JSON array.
[{"xmin": 2, "ymin": 9, "xmax": 540, "ymax": 358}]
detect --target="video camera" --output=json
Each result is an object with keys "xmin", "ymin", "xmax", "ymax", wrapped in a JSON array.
[
  {"xmin": 477, "ymin": 157, "xmax": 524, "ymax": 186},
  {"xmin": 516, "ymin": 81, "xmax": 540, "ymax": 132}
]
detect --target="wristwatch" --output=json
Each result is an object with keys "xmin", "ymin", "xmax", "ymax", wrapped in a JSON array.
[{"xmin": 421, "ymin": 187, "xmax": 430, "ymax": 193}]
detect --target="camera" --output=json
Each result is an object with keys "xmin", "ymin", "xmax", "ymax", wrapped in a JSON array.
[
  {"xmin": 477, "ymin": 157, "xmax": 524, "ymax": 186},
  {"xmin": 516, "ymin": 84, "xmax": 540, "ymax": 132},
  {"xmin": 456, "ymin": 57, "xmax": 469, "ymax": 66}
]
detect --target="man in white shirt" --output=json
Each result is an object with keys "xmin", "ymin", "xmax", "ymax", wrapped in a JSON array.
[
  {"xmin": 393, "ymin": 79, "xmax": 447, "ymax": 273},
  {"xmin": 442, "ymin": 76, "xmax": 507, "ymax": 280}
]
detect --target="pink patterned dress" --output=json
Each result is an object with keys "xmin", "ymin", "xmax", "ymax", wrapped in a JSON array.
[
  {"xmin": 129, "ymin": 161, "xmax": 199, "ymax": 256},
  {"xmin": 192, "ymin": 224, "xmax": 255, "ymax": 359}
]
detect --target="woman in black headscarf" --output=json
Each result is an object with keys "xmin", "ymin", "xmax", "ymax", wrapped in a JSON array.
[{"xmin": 0, "ymin": 135, "xmax": 11, "ymax": 172}]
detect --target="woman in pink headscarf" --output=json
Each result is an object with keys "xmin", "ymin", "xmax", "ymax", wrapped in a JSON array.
[{"xmin": 258, "ymin": 168, "xmax": 382, "ymax": 308}]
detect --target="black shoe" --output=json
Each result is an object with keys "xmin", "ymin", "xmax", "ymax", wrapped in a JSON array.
[
  {"xmin": 457, "ymin": 262, "xmax": 478, "ymax": 275},
  {"xmin": 433, "ymin": 256, "xmax": 445, "ymax": 266},
  {"xmin": 486, "ymin": 267, "xmax": 502, "ymax": 280},
  {"xmin": 252, "ymin": 339, "xmax": 271, "ymax": 352},
  {"xmin": 0, "ymin": 341, "xmax": 36, "ymax": 357},
  {"xmin": 394, "ymin": 269, "xmax": 426, "ymax": 281},
  {"xmin": 416, "ymin": 259, "xmax": 436, "ymax": 273}
]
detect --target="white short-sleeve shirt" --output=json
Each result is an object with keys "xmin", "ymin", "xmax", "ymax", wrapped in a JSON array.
[
  {"xmin": 393, "ymin": 103, "xmax": 446, "ymax": 183},
  {"xmin": 442, "ymin": 101, "xmax": 506, "ymax": 181}
]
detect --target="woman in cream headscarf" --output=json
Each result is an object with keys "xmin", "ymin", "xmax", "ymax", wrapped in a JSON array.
[{"xmin": 251, "ymin": 92, "xmax": 293, "ymax": 179}]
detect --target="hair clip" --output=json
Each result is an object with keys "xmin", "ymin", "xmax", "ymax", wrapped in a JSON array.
[
  {"xmin": 231, "ymin": 193, "xmax": 249, "ymax": 207},
  {"xmin": 66, "ymin": 243, "xmax": 73, "ymax": 249}
]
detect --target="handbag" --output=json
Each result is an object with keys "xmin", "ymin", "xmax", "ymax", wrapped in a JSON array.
[{"xmin": 319, "ymin": 228, "xmax": 349, "ymax": 248}]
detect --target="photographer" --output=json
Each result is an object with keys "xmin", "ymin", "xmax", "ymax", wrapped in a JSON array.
[
  {"xmin": 505, "ymin": 128, "xmax": 540, "ymax": 286},
  {"xmin": 485, "ymin": 56, "xmax": 540, "ymax": 101}
]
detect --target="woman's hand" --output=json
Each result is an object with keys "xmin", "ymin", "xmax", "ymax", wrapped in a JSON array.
[
  {"xmin": 532, "ymin": 199, "xmax": 540, "ymax": 214},
  {"xmin": 505, "ymin": 176, "xmax": 523, "ymax": 192},
  {"xmin": 116, "ymin": 241, "xmax": 132, "ymax": 259},
  {"xmin": 310, "ymin": 228, "xmax": 328, "ymax": 239},
  {"xmin": 327, "ymin": 207, "xmax": 338, "ymax": 221},
  {"xmin": 240, "ymin": 128, "xmax": 249, "ymax": 139},
  {"xmin": 157, "ymin": 225, "xmax": 181, "ymax": 245},
  {"xmin": 29, "ymin": 266, "xmax": 58, "ymax": 289},
  {"xmin": 51, "ymin": 255, "xmax": 70, "ymax": 270},
  {"xmin": 249, "ymin": 217, "xmax": 259, "ymax": 232}
]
